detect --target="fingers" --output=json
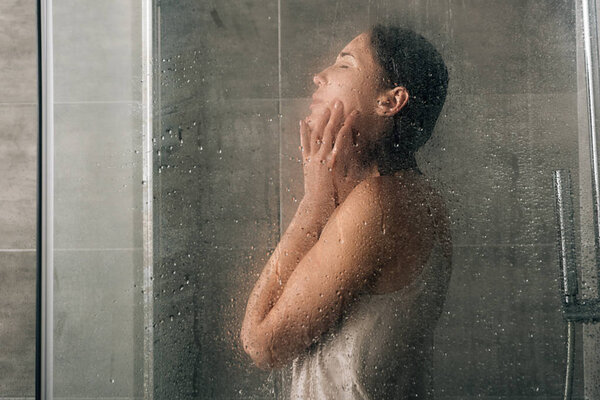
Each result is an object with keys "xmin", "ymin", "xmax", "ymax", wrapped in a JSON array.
[
  {"xmin": 302, "ymin": 100, "xmax": 349, "ymax": 158},
  {"xmin": 331, "ymin": 101, "xmax": 346, "ymax": 134},
  {"xmin": 312, "ymin": 108, "xmax": 330, "ymax": 146},
  {"xmin": 331, "ymin": 110, "xmax": 359, "ymax": 160},
  {"xmin": 300, "ymin": 119, "xmax": 310, "ymax": 156},
  {"xmin": 321, "ymin": 101, "xmax": 344, "ymax": 152}
]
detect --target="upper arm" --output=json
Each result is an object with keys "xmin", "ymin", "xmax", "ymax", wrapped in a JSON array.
[{"xmin": 257, "ymin": 180, "xmax": 396, "ymax": 366}]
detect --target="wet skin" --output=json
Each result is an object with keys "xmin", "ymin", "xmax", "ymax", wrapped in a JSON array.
[{"xmin": 240, "ymin": 32, "xmax": 451, "ymax": 370}]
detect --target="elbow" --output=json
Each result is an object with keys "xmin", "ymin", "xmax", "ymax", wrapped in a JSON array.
[
  {"xmin": 247, "ymin": 348, "xmax": 277, "ymax": 371},
  {"xmin": 240, "ymin": 326, "xmax": 277, "ymax": 371}
]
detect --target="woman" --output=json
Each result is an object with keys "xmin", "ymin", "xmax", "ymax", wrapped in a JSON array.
[{"xmin": 241, "ymin": 24, "xmax": 452, "ymax": 399}]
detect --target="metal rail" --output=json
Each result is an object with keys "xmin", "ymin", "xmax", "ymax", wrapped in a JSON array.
[{"xmin": 553, "ymin": 170, "xmax": 600, "ymax": 400}]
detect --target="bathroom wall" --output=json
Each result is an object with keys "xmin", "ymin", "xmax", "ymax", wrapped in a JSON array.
[
  {"xmin": 155, "ymin": 0, "xmax": 587, "ymax": 399},
  {"xmin": 0, "ymin": 0, "xmax": 38, "ymax": 397}
]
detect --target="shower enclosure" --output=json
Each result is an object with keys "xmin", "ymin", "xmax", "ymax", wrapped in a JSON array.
[{"xmin": 27, "ymin": 0, "xmax": 600, "ymax": 398}]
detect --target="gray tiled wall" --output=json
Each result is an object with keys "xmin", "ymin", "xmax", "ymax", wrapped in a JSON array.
[{"xmin": 0, "ymin": 0, "xmax": 38, "ymax": 397}]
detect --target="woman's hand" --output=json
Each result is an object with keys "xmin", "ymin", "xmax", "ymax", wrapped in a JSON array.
[
  {"xmin": 328, "ymin": 108, "xmax": 371, "ymax": 206},
  {"xmin": 299, "ymin": 100, "xmax": 345, "ymax": 213},
  {"xmin": 300, "ymin": 99, "xmax": 371, "ymax": 209}
]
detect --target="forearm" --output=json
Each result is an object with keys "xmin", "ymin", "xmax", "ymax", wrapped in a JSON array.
[
  {"xmin": 273, "ymin": 198, "xmax": 332, "ymax": 287},
  {"xmin": 241, "ymin": 197, "xmax": 334, "ymax": 344}
]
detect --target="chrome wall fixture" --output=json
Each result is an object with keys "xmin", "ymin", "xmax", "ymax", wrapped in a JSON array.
[
  {"xmin": 553, "ymin": 170, "xmax": 600, "ymax": 400},
  {"xmin": 554, "ymin": 171, "xmax": 600, "ymax": 324}
]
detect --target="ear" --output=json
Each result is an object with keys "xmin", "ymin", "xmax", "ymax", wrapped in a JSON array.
[{"xmin": 375, "ymin": 86, "xmax": 409, "ymax": 117}]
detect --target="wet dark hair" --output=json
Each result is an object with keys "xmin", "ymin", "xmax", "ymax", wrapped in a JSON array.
[{"xmin": 368, "ymin": 24, "xmax": 449, "ymax": 173}]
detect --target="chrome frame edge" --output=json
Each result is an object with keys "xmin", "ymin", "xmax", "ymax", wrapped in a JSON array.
[
  {"xmin": 40, "ymin": 0, "xmax": 54, "ymax": 398},
  {"xmin": 142, "ymin": 0, "xmax": 154, "ymax": 398},
  {"xmin": 582, "ymin": 0, "xmax": 600, "ymax": 293}
]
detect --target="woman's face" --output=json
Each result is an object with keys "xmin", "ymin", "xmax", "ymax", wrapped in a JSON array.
[{"xmin": 308, "ymin": 32, "xmax": 388, "ymax": 136}]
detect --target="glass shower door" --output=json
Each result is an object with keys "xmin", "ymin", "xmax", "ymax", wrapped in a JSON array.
[
  {"xmin": 40, "ymin": 0, "xmax": 153, "ymax": 398},
  {"xmin": 37, "ymin": 0, "xmax": 600, "ymax": 399},
  {"xmin": 151, "ymin": 0, "xmax": 599, "ymax": 399}
]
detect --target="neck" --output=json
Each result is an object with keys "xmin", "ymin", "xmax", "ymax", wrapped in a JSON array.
[
  {"xmin": 332, "ymin": 163, "xmax": 378, "ymax": 207},
  {"xmin": 377, "ymin": 153, "xmax": 419, "ymax": 176},
  {"xmin": 333, "ymin": 151, "xmax": 419, "ymax": 206}
]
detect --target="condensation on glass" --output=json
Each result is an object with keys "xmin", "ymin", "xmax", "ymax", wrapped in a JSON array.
[
  {"xmin": 150, "ymin": 1, "xmax": 600, "ymax": 399},
  {"xmin": 41, "ymin": 0, "xmax": 600, "ymax": 399}
]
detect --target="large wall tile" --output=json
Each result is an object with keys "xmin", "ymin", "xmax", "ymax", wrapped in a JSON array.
[
  {"xmin": 154, "ymin": 248, "xmax": 276, "ymax": 400},
  {"xmin": 154, "ymin": 0, "xmax": 280, "ymax": 397},
  {"xmin": 434, "ymin": 244, "xmax": 583, "ymax": 398},
  {"xmin": 280, "ymin": 0, "xmax": 575, "ymax": 99},
  {"xmin": 0, "ymin": 251, "xmax": 36, "ymax": 397},
  {"xmin": 0, "ymin": 1, "xmax": 37, "ymax": 399},
  {"xmin": 156, "ymin": 99, "xmax": 280, "ymax": 255},
  {"xmin": 0, "ymin": 0, "xmax": 37, "ymax": 103},
  {"xmin": 54, "ymin": 103, "xmax": 143, "ymax": 249},
  {"xmin": 53, "ymin": 0, "xmax": 142, "ymax": 103},
  {"xmin": 53, "ymin": 249, "xmax": 143, "ymax": 398},
  {"xmin": 0, "ymin": 200, "xmax": 37, "ymax": 250},
  {"xmin": 419, "ymin": 92, "xmax": 579, "ymax": 247},
  {"xmin": 0, "ymin": 104, "xmax": 37, "ymax": 248},
  {"xmin": 158, "ymin": 0, "xmax": 278, "ymax": 107},
  {"xmin": 154, "ymin": 97, "xmax": 280, "ymax": 397}
]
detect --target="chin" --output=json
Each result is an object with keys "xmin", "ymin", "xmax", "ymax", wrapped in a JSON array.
[
  {"xmin": 306, "ymin": 105, "xmax": 325, "ymax": 127},
  {"xmin": 308, "ymin": 103, "xmax": 326, "ymax": 113}
]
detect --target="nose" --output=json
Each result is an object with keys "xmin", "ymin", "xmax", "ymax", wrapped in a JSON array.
[{"xmin": 313, "ymin": 71, "xmax": 326, "ymax": 87}]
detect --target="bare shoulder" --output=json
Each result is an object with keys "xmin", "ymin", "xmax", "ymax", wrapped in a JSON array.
[
  {"xmin": 356, "ymin": 173, "xmax": 443, "ymax": 213},
  {"xmin": 328, "ymin": 173, "xmax": 451, "ymax": 294},
  {"xmin": 334, "ymin": 172, "xmax": 449, "ymax": 235},
  {"xmin": 359, "ymin": 172, "xmax": 451, "ymax": 251}
]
